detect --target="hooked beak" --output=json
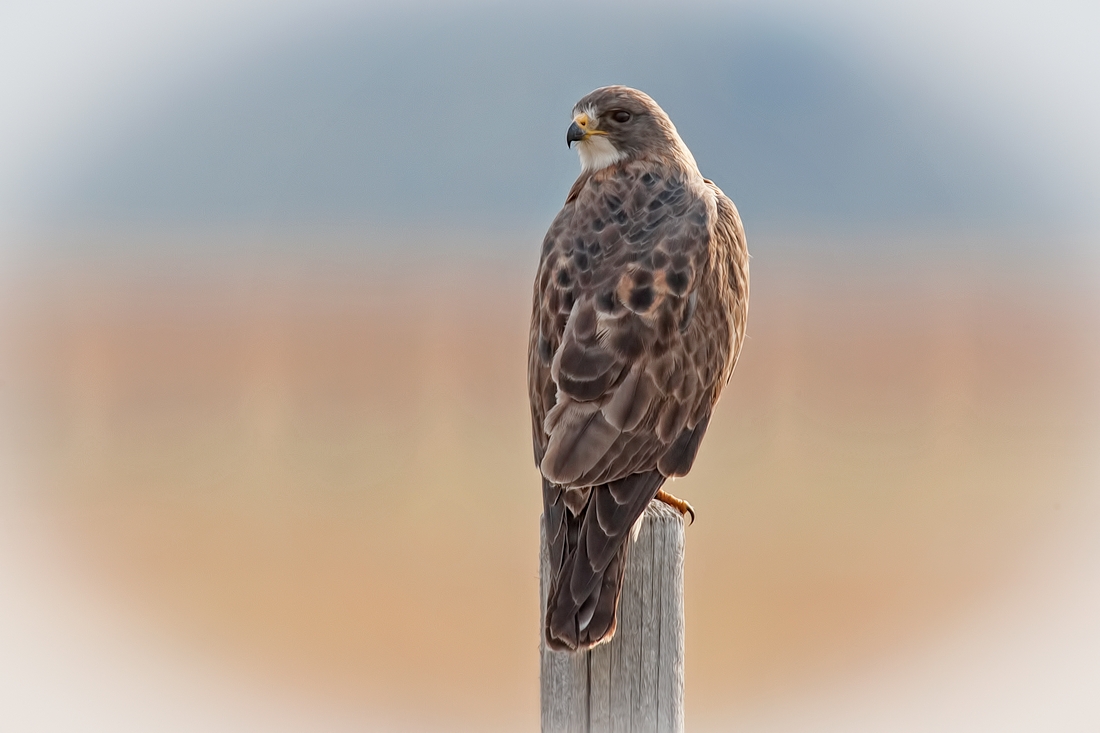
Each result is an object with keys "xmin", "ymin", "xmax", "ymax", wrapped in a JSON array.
[
  {"xmin": 566, "ymin": 112, "xmax": 604, "ymax": 147},
  {"xmin": 566, "ymin": 121, "xmax": 586, "ymax": 147}
]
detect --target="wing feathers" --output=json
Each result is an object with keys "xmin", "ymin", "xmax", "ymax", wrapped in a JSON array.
[
  {"xmin": 540, "ymin": 401, "xmax": 620, "ymax": 484},
  {"xmin": 657, "ymin": 411, "xmax": 712, "ymax": 477},
  {"xmin": 535, "ymin": 164, "xmax": 720, "ymax": 486},
  {"xmin": 601, "ymin": 364, "xmax": 654, "ymax": 432},
  {"xmin": 551, "ymin": 301, "xmax": 623, "ymax": 401}
]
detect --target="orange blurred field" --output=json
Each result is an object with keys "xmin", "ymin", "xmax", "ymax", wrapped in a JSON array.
[{"xmin": 2, "ymin": 232, "xmax": 1097, "ymax": 730}]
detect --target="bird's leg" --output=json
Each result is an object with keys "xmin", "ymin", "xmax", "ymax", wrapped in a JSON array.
[{"xmin": 655, "ymin": 489, "xmax": 695, "ymax": 525}]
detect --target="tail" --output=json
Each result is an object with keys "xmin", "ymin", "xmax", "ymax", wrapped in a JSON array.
[{"xmin": 542, "ymin": 471, "xmax": 666, "ymax": 651}]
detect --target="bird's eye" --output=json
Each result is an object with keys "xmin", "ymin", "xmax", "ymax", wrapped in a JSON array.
[{"xmin": 612, "ymin": 110, "xmax": 632, "ymax": 123}]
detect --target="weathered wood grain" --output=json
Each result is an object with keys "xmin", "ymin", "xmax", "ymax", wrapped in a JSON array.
[{"xmin": 540, "ymin": 500, "xmax": 685, "ymax": 733}]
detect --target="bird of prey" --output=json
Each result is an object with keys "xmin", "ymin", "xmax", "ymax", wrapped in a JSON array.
[{"xmin": 530, "ymin": 86, "xmax": 749, "ymax": 652}]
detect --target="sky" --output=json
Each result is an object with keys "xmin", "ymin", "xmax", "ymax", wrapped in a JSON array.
[
  {"xmin": 0, "ymin": 0, "xmax": 1099, "ymax": 243},
  {"xmin": 3, "ymin": 5, "xmax": 1054, "ymax": 233}
]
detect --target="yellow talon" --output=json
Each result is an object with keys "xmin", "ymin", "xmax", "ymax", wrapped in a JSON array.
[{"xmin": 655, "ymin": 489, "xmax": 695, "ymax": 525}]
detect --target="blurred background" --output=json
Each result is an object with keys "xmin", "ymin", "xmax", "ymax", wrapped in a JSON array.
[{"xmin": 1, "ymin": 0, "xmax": 1099, "ymax": 730}]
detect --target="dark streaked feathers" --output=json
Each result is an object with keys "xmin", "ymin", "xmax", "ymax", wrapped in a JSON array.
[{"xmin": 530, "ymin": 86, "xmax": 749, "ymax": 652}]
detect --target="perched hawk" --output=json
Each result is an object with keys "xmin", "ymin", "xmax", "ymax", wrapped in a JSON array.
[{"xmin": 530, "ymin": 86, "xmax": 749, "ymax": 651}]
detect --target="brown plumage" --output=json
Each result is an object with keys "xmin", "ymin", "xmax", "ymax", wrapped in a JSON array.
[{"xmin": 529, "ymin": 86, "xmax": 749, "ymax": 652}]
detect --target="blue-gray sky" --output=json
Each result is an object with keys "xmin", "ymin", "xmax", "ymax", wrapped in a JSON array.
[{"xmin": 17, "ymin": 4, "xmax": 1079, "ymax": 235}]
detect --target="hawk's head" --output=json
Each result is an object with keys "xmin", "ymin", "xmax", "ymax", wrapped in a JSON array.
[{"xmin": 567, "ymin": 86, "xmax": 695, "ymax": 174}]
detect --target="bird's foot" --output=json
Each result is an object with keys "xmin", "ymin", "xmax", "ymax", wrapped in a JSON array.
[{"xmin": 655, "ymin": 489, "xmax": 695, "ymax": 525}]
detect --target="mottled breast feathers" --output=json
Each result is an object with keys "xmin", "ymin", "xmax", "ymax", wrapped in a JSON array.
[{"xmin": 529, "ymin": 158, "xmax": 747, "ymax": 489}]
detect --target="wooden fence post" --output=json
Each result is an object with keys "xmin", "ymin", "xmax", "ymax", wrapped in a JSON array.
[{"xmin": 540, "ymin": 500, "xmax": 686, "ymax": 733}]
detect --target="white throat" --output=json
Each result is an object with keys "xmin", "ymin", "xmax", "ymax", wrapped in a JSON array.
[{"xmin": 577, "ymin": 136, "xmax": 626, "ymax": 173}]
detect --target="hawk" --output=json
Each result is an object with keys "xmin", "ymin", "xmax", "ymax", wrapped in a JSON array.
[{"xmin": 530, "ymin": 86, "xmax": 749, "ymax": 651}]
